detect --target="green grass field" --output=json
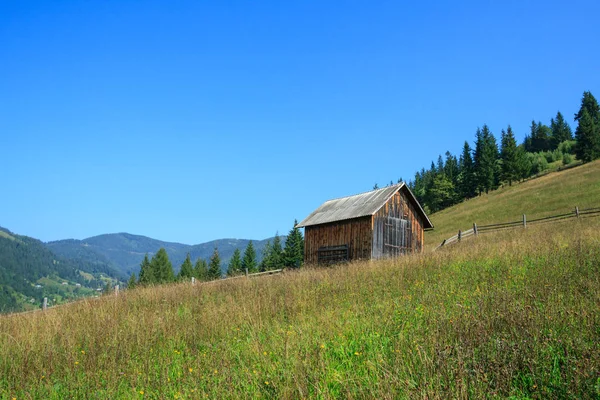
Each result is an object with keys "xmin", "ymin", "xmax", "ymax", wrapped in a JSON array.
[
  {"xmin": 1, "ymin": 162, "xmax": 599, "ymax": 399},
  {"xmin": 425, "ymin": 159, "xmax": 600, "ymax": 249}
]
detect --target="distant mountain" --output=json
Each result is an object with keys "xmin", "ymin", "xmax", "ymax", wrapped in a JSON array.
[
  {"xmin": 0, "ymin": 226, "xmax": 124, "ymax": 313},
  {"xmin": 47, "ymin": 233, "xmax": 285, "ymax": 277}
]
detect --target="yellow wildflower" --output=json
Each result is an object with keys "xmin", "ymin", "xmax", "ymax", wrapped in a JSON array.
[{"xmin": 189, "ymin": 368, "xmax": 193, "ymax": 373}]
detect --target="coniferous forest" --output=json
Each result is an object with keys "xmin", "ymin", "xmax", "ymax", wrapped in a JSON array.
[{"xmin": 384, "ymin": 91, "xmax": 600, "ymax": 214}]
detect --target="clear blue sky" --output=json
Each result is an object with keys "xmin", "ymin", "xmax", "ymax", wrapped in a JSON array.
[{"xmin": 1, "ymin": 0, "xmax": 598, "ymax": 244}]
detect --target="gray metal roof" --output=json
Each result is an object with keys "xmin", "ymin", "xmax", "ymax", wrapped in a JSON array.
[{"xmin": 297, "ymin": 184, "xmax": 434, "ymax": 229}]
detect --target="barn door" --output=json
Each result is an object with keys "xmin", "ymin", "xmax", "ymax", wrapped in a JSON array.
[{"xmin": 383, "ymin": 216, "xmax": 409, "ymax": 257}]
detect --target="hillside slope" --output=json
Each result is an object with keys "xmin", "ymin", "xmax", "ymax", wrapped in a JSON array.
[
  {"xmin": 2, "ymin": 217, "xmax": 598, "ymax": 398},
  {"xmin": 0, "ymin": 227, "xmax": 122, "ymax": 313},
  {"xmin": 425, "ymin": 159, "xmax": 600, "ymax": 248}
]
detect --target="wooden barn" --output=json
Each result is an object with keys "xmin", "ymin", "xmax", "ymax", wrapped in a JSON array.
[{"xmin": 297, "ymin": 184, "xmax": 433, "ymax": 264}]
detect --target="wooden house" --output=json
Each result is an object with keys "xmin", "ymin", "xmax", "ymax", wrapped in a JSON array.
[{"xmin": 296, "ymin": 184, "xmax": 433, "ymax": 264}]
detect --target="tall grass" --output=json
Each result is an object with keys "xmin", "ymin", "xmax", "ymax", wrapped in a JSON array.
[{"xmin": 1, "ymin": 218, "xmax": 599, "ymax": 398}]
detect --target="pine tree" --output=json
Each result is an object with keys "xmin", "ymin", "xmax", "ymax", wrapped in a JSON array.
[
  {"xmin": 127, "ymin": 273, "xmax": 136, "ymax": 289},
  {"xmin": 242, "ymin": 241, "xmax": 258, "ymax": 273},
  {"xmin": 500, "ymin": 126, "xmax": 519, "ymax": 186},
  {"xmin": 227, "ymin": 248, "xmax": 243, "ymax": 276},
  {"xmin": 194, "ymin": 258, "xmax": 209, "ymax": 281},
  {"xmin": 178, "ymin": 253, "xmax": 194, "ymax": 280},
  {"xmin": 283, "ymin": 220, "xmax": 304, "ymax": 268},
  {"xmin": 550, "ymin": 111, "xmax": 573, "ymax": 148},
  {"xmin": 208, "ymin": 247, "xmax": 221, "ymax": 280},
  {"xmin": 138, "ymin": 254, "xmax": 154, "ymax": 285},
  {"xmin": 574, "ymin": 91, "xmax": 600, "ymax": 162},
  {"xmin": 150, "ymin": 248, "xmax": 174, "ymax": 284}
]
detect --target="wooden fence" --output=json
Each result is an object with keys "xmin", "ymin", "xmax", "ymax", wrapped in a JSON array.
[
  {"xmin": 4, "ymin": 269, "xmax": 285, "ymax": 317},
  {"xmin": 435, "ymin": 206, "xmax": 600, "ymax": 250}
]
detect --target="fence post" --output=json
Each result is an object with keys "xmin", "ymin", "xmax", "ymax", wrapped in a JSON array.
[
  {"xmin": 575, "ymin": 206, "xmax": 580, "ymax": 218},
  {"xmin": 191, "ymin": 277, "xmax": 196, "ymax": 286},
  {"xmin": 523, "ymin": 214, "xmax": 527, "ymax": 228},
  {"xmin": 115, "ymin": 285, "xmax": 119, "ymax": 297},
  {"xmin": 245, "ymin": 268, "xmax": 249, "ymax": 277},
  {"xmin": 473, "ymin": 223, "xmax": 478, "ymax": 235},
  {"xmin": 458, "ymin": 230, "xmax": 462, "ymax": 241},
  {"xmin": 43, "ymin": 297, "xmax": 48, "ymax": 311}
]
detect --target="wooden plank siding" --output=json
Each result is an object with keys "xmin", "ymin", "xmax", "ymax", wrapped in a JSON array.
[
  {"xmin": 304, "ymin": 186, "xmax": 425, "ymax": 265},
  {"xmin": 371, "ymin": 187, "xmax": 424, "ymax": 257},
  {"xmin": 304, "ymin": 216, "xmax": 372, "ymax": 265}
]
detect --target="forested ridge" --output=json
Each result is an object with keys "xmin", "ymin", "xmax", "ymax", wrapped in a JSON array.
[
  {"xmin": 0, "ymin": 227, "xmax": 123, "ymax": 313},
  {"xmin": 384, "ymin": 91, "xmax": 600, "ymax": 214}
]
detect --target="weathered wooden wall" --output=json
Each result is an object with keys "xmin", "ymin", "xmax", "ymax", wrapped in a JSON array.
[
  {"xmin": 371, "ymin": 187, "xmax": 424, "ymax": 258},
  {"xmin": 303, "ymin": 187, "xmax": 426, "ymax": 264},
  {"xmin": 304, "ymin": 216, "xmax": 372, "ymax": 264}
]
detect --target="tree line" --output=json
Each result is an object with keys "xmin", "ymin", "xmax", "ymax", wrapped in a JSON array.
[
  {"xmin": 376, "ymin": 91, "xmax": 600, "ymax": 214},
  {"xmin": 127, "ymin": 220, "xmax": 304, "ymax": 288}
]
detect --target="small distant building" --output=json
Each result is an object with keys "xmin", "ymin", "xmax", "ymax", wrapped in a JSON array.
[
  {"xmin": 61, "ymin": 282, "xmax": 68, "ymax": 285},
  {"xmin": 297, "ymin": 183, "xmax": 433, "ymax": 264},
  {"xmin": 35, "ymin": 284, "xmax": 42, "ymax": 289},
  {"xmin": 75, "ymin": 283, "xmax": 81, "ymax": 287}
]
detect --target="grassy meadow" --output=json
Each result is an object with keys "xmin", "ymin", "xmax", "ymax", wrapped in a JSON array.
[
  {"xmin": 1, "ymin": 216, "xmax": 599, "ymax": 399},
  {"xmin": 426, "ymin": 159, "xmax": 600, "ymax": 249}
]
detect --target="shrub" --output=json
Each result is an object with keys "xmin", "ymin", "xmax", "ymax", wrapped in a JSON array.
[
  {"xmin": 562, "ymin": 152, "xmax": 573, "ymax": 165},
  {"xmin": 558, "ymin": 140, "xmax": 577, "ymax": 155}
]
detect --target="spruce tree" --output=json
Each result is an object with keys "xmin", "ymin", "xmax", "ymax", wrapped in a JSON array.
[
  {"xmin": 500, "ymin": 126, "xmax": 519, "ymax": 186},
  {"xmin": 138, "ymin": 254, "xmax": 154, "ymax": 285},
  {"xmin": 194, "ymin": 258, "xmax": 209, "ymax": 281},
  {"xmin": 227, "ymin": 248, "xmax": 243, "ymax": 276},
  {"xmin": 150, "ymin": 248, "xmax": 174, "ymax": 284},
  {"xmin": 259, "ymin": 241, "xmax": 272, "ymax": 272},
  {"xmin": 443, "ymin": 151, "xmax": 459, "ymax": 188},
  {"xmin": 270, "ymin": 235, "xmax": 283, "ymax": 270},
  {"xmin": 428, "ymin": 174, "xmax": 455, "ymax": 212},
  {"xmin": 242, "ymin": 241, "xmax": 258, "ymax": 273},
  {"xmin": 127, "ymin": 273, "xmax": 136, "ymax": 289},
  {"xmin": 574, "ymin": 91, "xmax": 600, "ymax": 162},
  {"xmin": 458, "ymin": 141, "xmax": 476, "ymax": 199},
  {"xmin": 178, "ymin": 253, "xmax": 194, "ymax": 280},
  {"xmin": 474, "ymin": 125, "xmax": 499, "ymax": 194},
  {"xmin": 515, "ymin": 145, "xmax": 530, "ymax": 181},
  {"xmin": 208, "ymin": 247, "xmax": 222, "ymax": 280},
  {"xmin": 574, "ymin": 91, "xmax": 600, "ymax": 123},
  {"xmin": 283, "ymin": 220, "xmax": 304, "ymax": 268},
  {"xmin": 550, "ymin": 111, "xmax": 573, "ymax": 147},
  {"xmin": 575, "ymin": 109, "xmax": 600, "ymax": 162}
]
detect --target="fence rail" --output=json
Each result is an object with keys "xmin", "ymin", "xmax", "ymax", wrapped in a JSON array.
[
  {"xmin": 435, "ymin": 206, "xmax": 600, "ymax": 250},
  {"xmin": 3, "ymin": 268, "xmax": 285, "ymax": 317}
]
